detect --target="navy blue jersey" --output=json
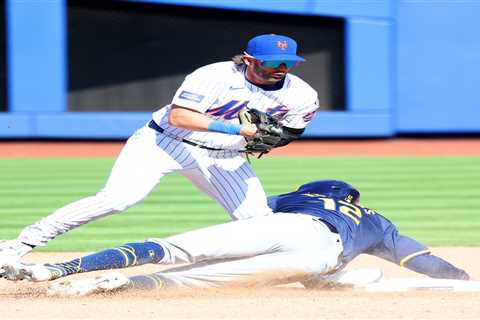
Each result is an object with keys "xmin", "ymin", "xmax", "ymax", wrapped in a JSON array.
[{"xmin": 267, "ymin": 191, "xmax": 429, "ymax": 266}]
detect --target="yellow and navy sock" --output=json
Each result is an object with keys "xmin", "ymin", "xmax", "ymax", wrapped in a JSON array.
[{"xmin": 48, "ymin": 241, "xmax": 164, "ymax": 277}]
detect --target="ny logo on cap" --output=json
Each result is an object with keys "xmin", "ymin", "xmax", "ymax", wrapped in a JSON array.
[{"xmin": 276, "ymin": 40, "xmax": 288, "ymax": 50}]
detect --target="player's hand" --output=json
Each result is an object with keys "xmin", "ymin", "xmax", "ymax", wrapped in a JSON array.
[{"xmin": 240, "ymin": 124, "xmax": 258, "ymax": 138}]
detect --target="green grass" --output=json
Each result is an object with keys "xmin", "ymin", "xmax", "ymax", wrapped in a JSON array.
[{"xmin": 1, "ymin": 156, "xmax": 479, "ymax": 251}]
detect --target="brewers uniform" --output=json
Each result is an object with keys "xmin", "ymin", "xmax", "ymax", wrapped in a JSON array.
[
  {"xmin": 14, "ymin": 60, "xmax": 317, "ymax": 246},
  {"xmin": 2, "ymin": 180, "xmax": 468, "ymax": 290},
  {"xmin": 140, "ymin": 180, "xmax": 468, "ymax": 288}
]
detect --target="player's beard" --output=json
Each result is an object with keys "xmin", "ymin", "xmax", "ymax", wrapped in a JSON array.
[{"xmin": 251, "ymin": 63, "xmax": 286, "ymax": 84}]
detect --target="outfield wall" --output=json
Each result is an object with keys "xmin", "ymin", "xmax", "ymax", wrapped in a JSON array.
[{"xmin": 0, "ymin": 0, "xmax": 479, "ymax": 139}]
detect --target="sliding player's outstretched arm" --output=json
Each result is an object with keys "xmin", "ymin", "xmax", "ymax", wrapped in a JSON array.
[{"xmin": 369, "ymin": 223, "xmax": 469, "ymax": 280}]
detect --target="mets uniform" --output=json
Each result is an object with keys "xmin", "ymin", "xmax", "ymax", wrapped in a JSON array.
[{"xmin": 16, "ymin": 61, "xmax": 318, "ymax": 246}]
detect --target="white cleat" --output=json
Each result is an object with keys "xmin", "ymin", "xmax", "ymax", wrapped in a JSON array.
[
  {"xmin": 2, "ymin": 262, "xmax": 56, "ymax": 282},
  {"xmin": 0, "ymin": 240, "xmax": 32, "ymax": 276},
  {"xmin": 0, "ymin": 257, "xmax": 20, "ymax": 279},
  {"xmin": 1, "ymin": 262, "xmax": 28, "ymax": 281},
  {"xmin": 47, "ymin": 273, "xmax": 130, "ymax": 297}
]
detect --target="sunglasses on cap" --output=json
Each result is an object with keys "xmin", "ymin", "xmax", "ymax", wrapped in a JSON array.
[{"xmin": 259, "ymin": 60, "xmax": 299, "ymax": 69}]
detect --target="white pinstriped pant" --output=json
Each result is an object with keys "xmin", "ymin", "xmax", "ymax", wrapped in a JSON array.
[
  {"xmin": 147, "ymin": 213, "xmax": 343, "ymax": 288},
  {"xmin": 18, "ymin": 124, "xmax": 272, "ymax": 246}
]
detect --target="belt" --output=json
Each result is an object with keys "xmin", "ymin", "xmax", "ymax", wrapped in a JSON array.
[
  {"xmin": 148, "ymin": 120, "xmax": 225, "ymax": 151},
  {"xmin": 316, "ymin": 219, "xmax": 339, "ymax": 234}
]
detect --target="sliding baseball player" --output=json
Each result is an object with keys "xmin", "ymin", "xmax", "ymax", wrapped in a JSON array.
[{"xmin": 1, "ymin": 180, "xmax": 469, "ymax": 295}]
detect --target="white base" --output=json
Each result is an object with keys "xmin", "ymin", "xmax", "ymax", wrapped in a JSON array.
[{"xmin": 357, "ymin": 278, "xmax": 480, "ymax": 292}]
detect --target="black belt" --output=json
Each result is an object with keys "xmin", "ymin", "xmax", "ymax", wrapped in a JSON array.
[
  {"xmin": 317, "ymin": 219, "xmax": 339, "ymax": 234},
  {"xmin": 148, "ymin": 120, "xmax": 225, "ymax": 151}
]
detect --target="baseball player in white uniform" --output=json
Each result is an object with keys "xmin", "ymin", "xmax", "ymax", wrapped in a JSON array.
[{"xmin": 0, "ymin": 34, "xmax": 319, "ymax": 269}]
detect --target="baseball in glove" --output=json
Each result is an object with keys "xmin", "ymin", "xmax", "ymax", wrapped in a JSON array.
[{"xmin": 238, "ymin": 108, "xmax": 283, "ymax": 157}]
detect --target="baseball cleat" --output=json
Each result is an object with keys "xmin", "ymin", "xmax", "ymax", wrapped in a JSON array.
[
  {"xmin": 0, "ymin": 258, "xmax": 19, "ymax": 279},
  {"xmin": 2, "ymin": 262, "xmax": 28, "ymax": 281},
  {"xmin": 47, "ymin": 272, "xmax": 130, "ymax": 297},
  {"xmin": 1, "ymin": 262, "xmax": 65, "ymax": 282},
  {"xmin": 0, "ymin": 240, "xmax": 32, "ymax": 276}
]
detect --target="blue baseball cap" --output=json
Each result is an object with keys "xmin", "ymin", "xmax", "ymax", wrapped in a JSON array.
[
  {"xmin": 297, "ymin": 180, "xmax": 360, "ymax": 204},
  {"xmin": 245, "ymin": 34, "xmax": 305, "ymax": 62}
]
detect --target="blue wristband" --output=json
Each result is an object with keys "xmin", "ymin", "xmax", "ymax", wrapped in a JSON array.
[{"xmin": 207, "ymin": 121, "xmax": 242, "ymax": 135}]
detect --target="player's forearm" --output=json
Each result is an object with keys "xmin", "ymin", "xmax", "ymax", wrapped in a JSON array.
[
  {"xmin": 404, "ymin": 254, "xmax": 470, "ymax": 280},
  {"xmin": 168, "ymin": 105, "xmax": 213, "ymax": 132},
  {"xmin": 168, "ymin": 105, "xmax": 256, "ymax": 137}
]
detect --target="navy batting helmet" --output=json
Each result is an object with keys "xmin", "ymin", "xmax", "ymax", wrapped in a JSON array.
[{"xmin": 297, "ymin": 180, "xmax": 360, "ymax": 203}]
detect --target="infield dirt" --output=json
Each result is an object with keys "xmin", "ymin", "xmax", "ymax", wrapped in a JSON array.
[
  {"xmin": 1, "ymin": 248, "xmax": 480, "ymax": 319},
  {"xmin": 1, "ymin": 139, "xmax": 480, "ymax": 319}
]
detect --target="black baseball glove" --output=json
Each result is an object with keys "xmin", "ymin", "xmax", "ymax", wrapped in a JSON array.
[{"xmin": 238, "ymin": 108, "xmax": 283, "ymax": 157}]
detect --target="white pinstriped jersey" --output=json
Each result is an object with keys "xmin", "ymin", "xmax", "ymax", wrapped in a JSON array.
[
  {"xmin": 15, "ymin": 62, "xmax": 319, "ymax": 247},
  {"xmin": 152, "ymin": 61, "xmax": 319, "ymax": 150}
]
